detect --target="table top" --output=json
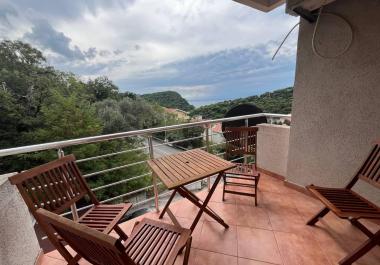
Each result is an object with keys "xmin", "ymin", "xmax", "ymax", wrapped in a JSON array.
[{"xmin": 147, "ymin": 149, "xmax": 236, "ymax": 190}]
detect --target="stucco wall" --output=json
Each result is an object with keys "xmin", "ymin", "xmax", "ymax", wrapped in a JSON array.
[
  {"xmin": 0, "ymin": 174, "xmax": 40, "ymax": 265},
  {"xmin": 257, "ymin": 124, "xmax": 290, "ymax": 178},
  {"xmin": 287, "ymin": 0, "xmax": 380, "ymax": 204}
]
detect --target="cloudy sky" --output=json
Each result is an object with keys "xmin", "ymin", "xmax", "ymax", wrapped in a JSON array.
[{"xmin": 0, "ymin": 0, "xmax": 299, "ymax": 106}]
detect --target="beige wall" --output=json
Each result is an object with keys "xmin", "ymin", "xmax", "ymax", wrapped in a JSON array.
[
  {"xmin": 0, "ymin": 174, "xmax": 41, "ymax": 265},
  {"xmin": 287, "ymin": 0, "xmax": 380, "ymax": 204},
  {"xmin": 257, "ymin": 124, "xmax": 290, "ymax": 178}
]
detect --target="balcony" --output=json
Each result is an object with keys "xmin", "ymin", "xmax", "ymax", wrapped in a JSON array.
[
  {"xmin": 37, "ymin": 173, "xmax": 380, "ymax": 265},
  {"xmin": 0, "ymin": 113, "xmax": 379, "ymax": 265},
  {"xmin": 1, "ymin": 114, "xmax": 380, "ymax": 265}
]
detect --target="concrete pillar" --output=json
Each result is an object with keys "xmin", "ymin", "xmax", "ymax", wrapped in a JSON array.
[
  {"xmin": 0, "ymin": 174, "xmax": 41, "ymax": 265},
  {"xmin": 287, "ymin": 0, "xmax": 380, "ymax": 204},
  {"xmin": 257, "ymin": 124, "xmax": 290, "ymax": 179}
]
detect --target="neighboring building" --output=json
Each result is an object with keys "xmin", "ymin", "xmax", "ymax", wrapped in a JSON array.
[
  {"xmin": 203, "ymin": 123, "xmax": 225, "ymax": 144},
  {"xmin": 210, "ymin": 123, "xmax": 225, "ymax": 144},
  {"xmin": 190, "ymin": 115, "xmax": 203, "ymax": 122},
  {"xmin": 163, "ymin": 108, "xmax": 190, "ymax": 120},
  {"xmin": 267, "ymin": 115, "xmax": 291, "ymax": 125}
]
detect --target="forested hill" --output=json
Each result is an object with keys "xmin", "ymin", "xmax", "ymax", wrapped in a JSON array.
[
  {"xmin": 141, "ymin": 91, "xmax": 194, "ymax": 111},
  {"xmin": 190, "ymin": 87, "xmax": 293, "ymax": 119}
]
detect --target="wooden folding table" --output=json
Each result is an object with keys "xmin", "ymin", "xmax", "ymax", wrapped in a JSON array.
[{"xmin": 147, "ymin": 149, "xmax": 236, "ymax": 232}]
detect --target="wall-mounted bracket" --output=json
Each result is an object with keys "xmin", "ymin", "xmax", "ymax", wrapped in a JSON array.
[{"xmin": 293, "ymin": 7, "xmax": 319, "ymax": 23}]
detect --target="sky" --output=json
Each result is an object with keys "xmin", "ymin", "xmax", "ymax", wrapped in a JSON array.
[{"xmin": 0, "ymin": 0, "xmax": 299, "ymax": 106}]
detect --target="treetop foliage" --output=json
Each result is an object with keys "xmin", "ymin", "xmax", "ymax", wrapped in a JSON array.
[
  {"xmin": 0, "ymin": 39, "xmax": 293, "ymax": 204},
  {"xmin": 190, "ymin": 87, "xmax": 293, "ymax": 119},
  {"xmin": 141, "ymin": 91, "xmax": 195, "ymax": 111},
  {"xmin": 0, "ymin": 40, "xmax": 173, "ymax": 202}
]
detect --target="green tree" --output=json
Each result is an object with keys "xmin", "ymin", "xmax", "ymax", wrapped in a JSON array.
[
  {"xmin": 0, "ymin": 41, "xmax": 49, "ymax": 145},
  {"xmin": 32, "ymin": 92, "xmax": 102, "ymax": 142},
  {"xmin": 0, "ymin": 89, "xmax": 21, "ymax": 148},
  {"xmin": 0, "ymin": 40, "xmax": 153, "ymax": 203},
  {"xmin": 95, "ymin": 97, "xmax": 165, "ymax": 134},
  {"xmin": 86, "ymin": 76, "xmax": 119, "ymax": 102},
  {"xmin": 190, "ymin": 87, "xmax": 293, "ymax": 119},
  {"xmin": 141, "ymin": 91, "xmax": 194, "ymax": 111}
]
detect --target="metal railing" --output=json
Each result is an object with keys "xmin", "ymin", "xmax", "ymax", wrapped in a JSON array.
[{"xmin": 0, "ymin": 113, "xmax": 290, "ymax": 217}]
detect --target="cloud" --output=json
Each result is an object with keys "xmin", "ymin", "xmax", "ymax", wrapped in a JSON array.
[
  {"xmin": 22, "ymin": 19, "xmax": 120, "ymax": 67},
  {"xmin": 23, "ymin": 20, "xmax": 88, "ymax": 60},
  {"xmin": 0, "ymin": 4, "xmax": 18, "ymax": 36},
  {"xmin": 0, "ymin": 4, "xmax": 17, "ymax": 25},
  {"xmin": 2, "ymin": 0, "xmax": 135, "ymax": 21},
  {"xmin": 116, "ymin": 44, "xmax": 296, "ymax": 106},
  {"xmin": 0, "ymin": 0, "xmax": 298, "ymax": 105}
]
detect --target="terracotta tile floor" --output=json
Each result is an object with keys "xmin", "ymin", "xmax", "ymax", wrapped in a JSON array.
[{"xmin": 38, "ymin": 174, "xmax": 380, "ymax": 265}]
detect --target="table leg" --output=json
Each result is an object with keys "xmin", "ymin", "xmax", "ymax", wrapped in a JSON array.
[
  {"xmin": 189, "ymin": 173, "xmax": 228, "ymax": 232},
  {"xmin": 166, "ymin": 208, "xmax": 181, "ymax": 227},
  {"xmin": 159, "ymin": 190, "xmax": 177, "ymax": 219},
  {"xmin": 177, "ymin": 187, "xmax": 227, "ymax": 230},
  {"xmin": 179, "ymin": 186, "xmax": 221, "ymax": 219}
]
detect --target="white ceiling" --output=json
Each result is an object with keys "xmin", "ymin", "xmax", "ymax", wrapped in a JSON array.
[
  {"xmin": 234, "ymin": 0, "xmax": 337, "ymax": 14},
  {"xmin": 233, "ymin": 0, "xmax": 285, "ymax": 12}
]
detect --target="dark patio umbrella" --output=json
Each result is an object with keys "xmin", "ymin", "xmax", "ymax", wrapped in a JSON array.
[{"xmin": 222, "ymin": 103, "xmax": 267, "ymax": 136}]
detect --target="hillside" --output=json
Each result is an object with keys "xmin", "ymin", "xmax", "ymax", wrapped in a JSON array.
[
  {"xmin": 190, "ymin": 87, "xmax": 293, "ymax": 119},
  {"xmin": 141, "ymin": 91, "xmax": 194, "ymax": 111}
]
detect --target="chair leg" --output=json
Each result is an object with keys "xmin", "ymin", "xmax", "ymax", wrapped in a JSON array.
[
  {"xmin": 339, "ymin": 230, "xmax": 380, "ymax": 265},
  {"xmin": 48, "ymin": 233, "xmax": 79, "ymax": 264},
  {"xmin": 114, "ymin": 224, "xmax": 128, "ymax": 240},
  {"xmin": 183, "ymin": 237, "xmax": 193, "ymax": 265},
  {"xmin": 222, "ymin": 173, "xmax": 226, "ymax": 201},
  {"xmin": 254, "ymin": 178, "xmax": 258, "ymax": 206},
  {"xmin": 306, "ymin": 207, "xmax": 330, "ymax": 225},
  {"xmin": 67, "ymin": 254, "xmax": 81, "ymax": 265},
  {"xmin": 350, "ymin": 219, "xmax": 375, "ymax": 238}
]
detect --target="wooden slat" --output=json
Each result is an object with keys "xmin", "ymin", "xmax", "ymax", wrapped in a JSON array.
[
  {"xmin": 308, "ymin": 186, "xmax": 380, "ymax": 219},
  {"xmin": 148, "ymin": 149, "xmax": 235, "ymax": 189},
  {"xmin": 8, "ymin": 154, "xmax": 134, "ymax": 264},
  {"xmin": 225, "ymin": 163, "xmax": 259, "ymax": 177},
  {"xmin": 156, "ymin": 157, "xmax": 184, "ymax": 181},
  {"xmin": 358, "ymin": 143, "xmax": 380, "ymax": 188},
  {"xmin": 177, "ymin": 151, "xmax": 216, "ymax": 171},
  {"xmin": 167, "ymin": 153, "xmax": 203, "ymax": 176}
]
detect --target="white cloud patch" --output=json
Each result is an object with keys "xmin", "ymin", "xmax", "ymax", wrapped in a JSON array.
[{"xmin": 0, "ymin": 0, "xmax": 298, "ymax": 104}]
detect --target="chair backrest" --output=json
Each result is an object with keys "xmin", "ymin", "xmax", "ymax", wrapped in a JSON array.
[
  {"xmin": 8, "ymin": 154, "xmax": 98, "ymax": 218},
  {"xmin": 224, "ymin": 127, "xmax": 258, "ymax": 158},
  {"xmin": 36, "ymin": 209, "xmax": 134, "ymax": 265},
  {"xmin": 355, "ymin": 140, "xmax": 380, "ymax": 189}
]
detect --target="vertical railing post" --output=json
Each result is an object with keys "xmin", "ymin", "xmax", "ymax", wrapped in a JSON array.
[
  {"xmin": 204, "ymin": 123, "xmax": 211, "ymax": 191},
  {"xmin": 147, "ymin": 134, "xmax": 159, "ymax": 212},
  {"xmin": 244, "ymin": 118, "xmax": 249, "ymax": 164},
  {"xmin": 57, "ymin": 148, "xmax": 79, "ymax": 221}
]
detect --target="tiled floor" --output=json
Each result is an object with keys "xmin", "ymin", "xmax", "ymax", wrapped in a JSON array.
[{"xmin": 39, "ymin": 174, "xmax": 380, "ymax": 265}]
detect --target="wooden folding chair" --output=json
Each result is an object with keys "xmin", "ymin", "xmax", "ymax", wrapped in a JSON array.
[
  {"xmin": 306, "ymin": 140, "xmax": 380, "ymax": 265},
  {"xmin": 36, "ymin": 209, "xmax": 192, "ymax": 265},
  {"xmin": 222, "ymin": 127, "xmax": 260, "ymax": 205},
  {"xmin": 8, "ymin": 154, "xmax": 132, "ymax": 264}
]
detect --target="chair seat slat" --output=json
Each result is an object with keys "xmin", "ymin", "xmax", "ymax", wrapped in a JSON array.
[{"xmin": 8, "ymin": 154, "xmax": 132, "ymax": 264}]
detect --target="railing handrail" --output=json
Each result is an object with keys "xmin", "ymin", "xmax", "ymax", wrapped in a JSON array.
[{"xmin": 0, "ymin": 113, "xmax": 290, "ymax": 157}]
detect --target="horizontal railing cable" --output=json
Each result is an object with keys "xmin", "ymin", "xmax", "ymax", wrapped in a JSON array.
[
  {"xmin": 91, "ymin": 172, "xmax": 151, "ymax": 191},
  {"xmin": 83, "ymin": 160, "xmax": 148, "ymax": 178},
  {"xmin": 152, "ymin": 135, "xmax": 204, "ymax": 147},
  {"xmin": 76, "ymin": 145, "xmax": 148, "ymax": 163},
  {"xmin": 0, "ymin": 113, "xmax": 290, "ymax": 157}
]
